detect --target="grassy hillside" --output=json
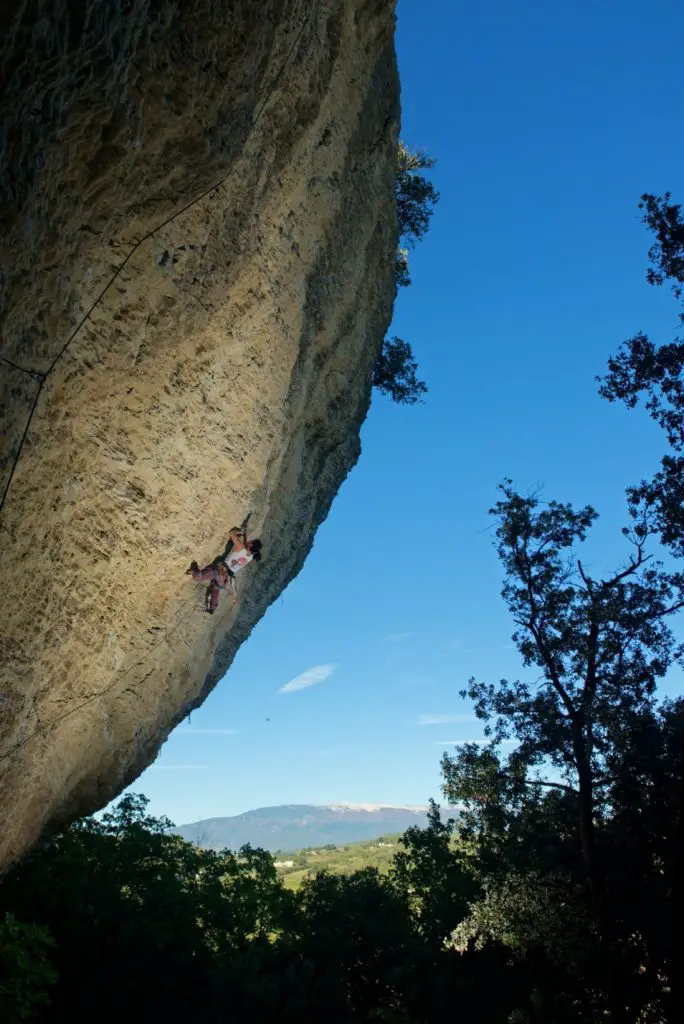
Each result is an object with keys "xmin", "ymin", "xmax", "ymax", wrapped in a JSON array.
[{"xmin": 274, "ymin": 834, "xmax": 403, "ymax": 889}]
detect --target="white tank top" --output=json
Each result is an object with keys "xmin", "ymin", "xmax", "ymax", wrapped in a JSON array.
[{"xmin": 226, "ymin": 548, "xmax": 253, "ymax": 574}]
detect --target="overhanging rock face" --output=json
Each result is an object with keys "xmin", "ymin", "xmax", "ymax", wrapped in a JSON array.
[{"xmin": 0, "ymin": 0, "xmax": 399, "ymax": 871}]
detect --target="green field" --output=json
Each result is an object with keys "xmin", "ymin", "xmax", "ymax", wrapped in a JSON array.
[{"xmin": 273, "ymin": 834, "xmax": 402, "ymax": 889}]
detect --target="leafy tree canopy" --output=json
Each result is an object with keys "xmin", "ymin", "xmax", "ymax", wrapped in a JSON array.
[
  {"xmin": 373, "ymin": 142, "xmax": 439, "ymax": 405},
  {"xmin": 599, "ymin": 193, "xmax": 684, "ymax": 553},
  {"xmin": 373, "ymin": 336, "xmax": 428, "ymax": 405}
]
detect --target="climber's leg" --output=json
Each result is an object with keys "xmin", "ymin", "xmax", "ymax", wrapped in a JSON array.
[
  {"xmin": 205, "ymin": 581, "xmax": 220, "ymax": 614},
  {"xmin": 187, "ymin": 563, "xmax": 215, "ymax": 582},
  {"xmin": 225, "ymin": 572, "xmax": 238, "ymax": 604}
]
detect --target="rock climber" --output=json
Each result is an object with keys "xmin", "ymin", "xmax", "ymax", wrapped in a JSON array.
[
  {"xmin": 185, "ymin": 525, "xmax": 262, "ymax": 614},
  {"xmin": 222, "ymin": 524, "xmax": 263, "ymax": 576}
]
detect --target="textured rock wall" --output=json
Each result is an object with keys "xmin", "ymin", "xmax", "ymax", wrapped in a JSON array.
[{"xmin": 0, "ymin": 0, "xmax": 399, "ymax": 870}]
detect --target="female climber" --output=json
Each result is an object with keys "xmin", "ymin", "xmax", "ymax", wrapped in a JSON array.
[{"xmin": 185, "ymin": 525, "xmax": 263, "ymax": 614}]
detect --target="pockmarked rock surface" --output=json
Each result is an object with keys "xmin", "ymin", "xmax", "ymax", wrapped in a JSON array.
[{"xmin": 0, "ymin": 0, "xmax": 399, "ymax": 871}]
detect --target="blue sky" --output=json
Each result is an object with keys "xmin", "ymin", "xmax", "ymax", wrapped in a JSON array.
[{"xmin": 131, "ymin": 0, "xmax": 684, "ymax": 826}]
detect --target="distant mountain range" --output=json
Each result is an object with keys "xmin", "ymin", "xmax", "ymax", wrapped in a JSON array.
[{"xmin": 176, "ymin": 803, "xmax": 437, "ymax": 852}]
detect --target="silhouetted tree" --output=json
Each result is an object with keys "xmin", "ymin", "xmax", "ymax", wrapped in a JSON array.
[
  {"xmin": 0, "ymin": 792, "xmax": 529, "ymax": 1023},
  {"xmin": 600, "ymin": 190, "xmax": 684, "ymax": 1021},
  {"xmin": 599, "ymin": 194, "xmax": 684, "ymax": 556},
  {"xmin": 395, "ymin": 142, "xmax": 440, "ymax": 286},
  {"xmin": 0, "ymin": 914, "xmax": 57, "ymax": 1022},
  {"xmin": 390, "ymin": 800, "xmax": 472, "ymax": 943},
  {"xmin": 374, "ymin": 142, "xmax": 438, "ymax": 405},
  {"xmin": 373, "ymin": 336, "xmax": 427, "ymax": 405},
  {"xmin": 442, "ymin": 482, "xmax": 684, "ymax": 1022}
]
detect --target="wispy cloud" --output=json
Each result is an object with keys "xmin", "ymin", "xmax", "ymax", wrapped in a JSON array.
[
  {"xmin": 418, "ymin": 714, "xmax": 476, "ymax": 726},
  {"xmin": 398, "ymin": 672, "xmax": 435, "ymax": 687},
  {"xmin": 278, "ymin": 663, "xmax": 336, "ymax": 694},
  {"xmin": 385, "ymin": 631, "xmax": 413, "ymax": 644},
  {"xmin": 149, "ymin": 764, "xmax": 209, "ymax": 770},
  {"xmin": 442, "ymin": 635, "xmax": 467, "ymax": 652},
  {"xmin": 433, "ymin": 739, "xmax": 517, "ymax": 747},
  {"xmin": 177, "ymin": 727, "xmax": 238, "ymax": 735}
]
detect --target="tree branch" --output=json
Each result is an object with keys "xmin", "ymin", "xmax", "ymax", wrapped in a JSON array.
[
  {"xmin": 602, "ymin": 543, "xmax": 651, "ymax": 588},
  {"xmin": 516, "ymin": 539, "xmax": 577, "ymax": 720},
  {"xmin": 496, "ymin": 772, "xmax": 578, "ymax": 795},
  {"xmin": 577, "ymin": 559, "xmax": 594, "ymax": 591},
  {"xmin": 529, "ymin": 620, "xmax": 578, "ymax": 719}
]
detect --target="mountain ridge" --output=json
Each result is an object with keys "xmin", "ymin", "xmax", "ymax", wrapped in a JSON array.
[{"xmin": 176, "ymin": 802, "xmax": 441, "ymax": 852}]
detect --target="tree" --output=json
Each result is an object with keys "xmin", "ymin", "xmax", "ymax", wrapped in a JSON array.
[
  {"xmin": 599, "ymin": 191, "xmax": 684, "ymax": 1021},
  {"xmin": 599, "ymin": 194, "xmax": 684, "ymax": 555},
  {"xmin": 289, "ymin": 867, "xmax": 417, "ymax": 1020},
  {"xmin": 442, "ymin": 482, "xmax": 684, "ymax": 1021},
  {"xmin": 0, "ymin": 790, "xmax": 528, "ymax": 1023},
  {"xmin": 389, "ymin": 800, "xmax": 472, "ymax": 944},
  {"xmin": 0, "ymin": 914, "xmax": 57, "ymax": 1022},
  {"xmin": 373, "ymin": 336, "xmax": 427, "ymax": 405},
  {"xmin": 394, "ymin": 246, "xmax": 411, "ymax": 289},
  {"xmin": 373, "ymin": 142, "xmax": 438, "ymax": 405},
  {"xmin": 0, "ymin": 794, "xmax": 297, "ymax": 1022},
  {"xmin": 395, "ymin": 142, "xmax": 440, "ymax": 285}
]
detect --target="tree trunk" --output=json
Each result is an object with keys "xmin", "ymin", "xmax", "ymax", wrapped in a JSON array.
[
  {"xmin": 670, "ymin": 726, "xmax": 684, "ymax": 1020},
  {"xmin": 574, "ymin": 729, "xmax": 630, "ymax": 1023},
  {"xmin": 573, "ymin": 729, "xmax": 597, "ymax": 903}
]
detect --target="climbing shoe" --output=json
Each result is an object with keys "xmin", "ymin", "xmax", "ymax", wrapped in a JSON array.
[{"xmin": 185, "ymin": 560, "xmax": 200, "ymax": 575}]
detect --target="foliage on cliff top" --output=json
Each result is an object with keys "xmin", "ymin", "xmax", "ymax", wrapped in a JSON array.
[{"xmin": 373, "ymin": 142, "xmax": 439, "ymax": 405}]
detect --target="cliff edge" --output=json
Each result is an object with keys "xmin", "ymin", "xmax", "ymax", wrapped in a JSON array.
[{"xmin": 0, "ymin": 0, "xmax": 399, "ymax": 870}]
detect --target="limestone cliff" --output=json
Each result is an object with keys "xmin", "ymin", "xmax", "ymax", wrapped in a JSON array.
[{"xmin": 0, "ymin": 0, "xmax": 399, "ymax": 871}]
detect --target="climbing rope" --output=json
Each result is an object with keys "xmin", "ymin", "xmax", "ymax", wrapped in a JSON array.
[
  {"xmin": 0, "ymin": 5, "xmax": 311, "ymax": 517},
  {"xmin": 0, "ymin": 555, "xmax": 252, "ymax": 767},
  {"xmin": 0, "ymin": 6, "xmax": 309, "ymax": 764},
  {"xmin": 0, "ymin": 589, "xmax": 201, "ymax": 766}
]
